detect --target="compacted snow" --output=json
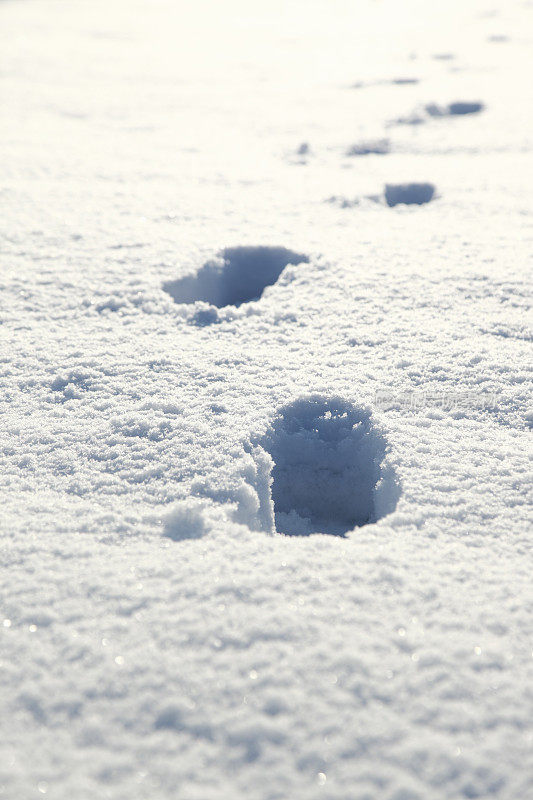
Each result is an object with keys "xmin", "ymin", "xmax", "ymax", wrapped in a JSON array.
[{"xmin": 1, "ymin": 0, "xmax": 532, "ymax": 798}]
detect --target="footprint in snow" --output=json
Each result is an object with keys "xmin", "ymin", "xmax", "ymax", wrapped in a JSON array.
[
  {"xmin": 327, "ymin": 182, "xmax": 436, "ymax": 208},
  {"xmin": 253, "ymin": 395, "xmax": 399, "ymax": 537},
  {"xmin": 351, "ymin": 77, "xmax": 419, "ymax": 89},
  {"xmin": 345, "ymin": 138, "xmax": 390, "ymax": 157},
  {"xmin": 384, "ymin": 183, "xmax": 436, "ymax": 206},
  {"xmin": 426, "ymin": 101, "xmax": 485, "ymax": 117},
  {"xmin": 393, "ymin": 100, "xmax": 485, "ymax": 125},
  {"xmin": 163, "ymin": 246, "xmax": 309, "ymax": 320}
]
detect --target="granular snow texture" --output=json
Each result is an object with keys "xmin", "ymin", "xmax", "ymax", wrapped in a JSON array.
[{"xmin": 1, "ymin": 0, "xmax": 532, "ymax": 799}]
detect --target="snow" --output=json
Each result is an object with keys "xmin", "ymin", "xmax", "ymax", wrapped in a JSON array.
[
  {"xmin": 163, "ymin": 499, "xmax": 215, "ymax": 542},
  {"xmin": 1, "ymin": 0, "xmax": 532, "ymax": 798}
]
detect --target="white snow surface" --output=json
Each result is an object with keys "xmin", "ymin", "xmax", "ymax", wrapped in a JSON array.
[{"xmin": 1, "ymin": 0, "xmax": 532, "ymax": 798}]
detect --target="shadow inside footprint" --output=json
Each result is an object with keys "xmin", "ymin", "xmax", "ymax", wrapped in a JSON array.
[
  {"xmin": 163, "ymin": 246, "xmax": 309, "ymax": 309},
  {"xmin": 385, "ymin": 183, "xmax": 435, "ymax": 207},
  {"xmin": 393, "ymin": 100, "xmax": 484, "ymax": 126},
  {"xmin": 426, "ymin": 101, "xmax": 484, "ymax": 117},
  {"xmin": 346, "ymin": 138, "xmax": 390, "ymax": 157},
  {"xmin": 259, "ymin": 396, "xmax": 399, "ymax": 536}
]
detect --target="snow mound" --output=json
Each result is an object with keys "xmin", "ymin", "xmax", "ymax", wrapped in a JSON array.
[
  {"xmin": 385, "ymin": 182, "xmax": 436, "ymax": 206},
  {"xmin": 163, "ymin": 246, "xmax": 309, "ymax": 309},
  {"xmin": 255, "ymin": 395, "xmax": 399, "ymax": 536},
  {"xmin": 163, "ymin": 499, "xmax": 211, "ymax": 541}
]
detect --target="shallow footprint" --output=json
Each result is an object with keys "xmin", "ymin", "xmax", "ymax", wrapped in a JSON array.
[
  {"xmin": 163, "ymin": 246, "xmax": 309, "ymax": 309},
  {"xmin": 345, "ymin": 138, "xmax": 390, "ymax": 157},
  {"xmin": 258, "ymin": 395, "xmax": 399, "ymax": 536},
  {"xmin": 426, "ymin": 101, "xmax": 484, "ymax": 117},
  {"xmin": 392, "ymin": 100, "xmax": 484, "ymax": 126}
]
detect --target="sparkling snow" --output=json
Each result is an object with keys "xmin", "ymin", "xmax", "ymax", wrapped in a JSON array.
[{"xmin": 1, "ymin": 0, "xmax": 532, "ymax": 798}]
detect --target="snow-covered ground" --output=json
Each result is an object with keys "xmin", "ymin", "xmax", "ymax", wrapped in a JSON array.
[{"xmin": 1, "ymin": 0, "xmax": 532, "ymax": 797}]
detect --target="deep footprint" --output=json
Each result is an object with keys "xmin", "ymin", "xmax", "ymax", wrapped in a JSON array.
[
  {"xmin": 163, "ymin": 246, "xmax": 309, "ymax": 309},
  {"xmin": 258, "ymin": 396, "xmax": 399, "ymax": 536}
]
